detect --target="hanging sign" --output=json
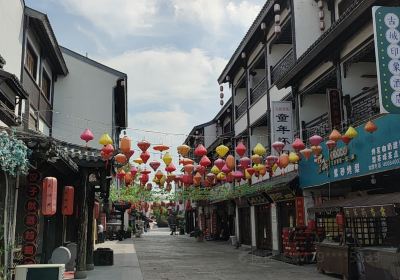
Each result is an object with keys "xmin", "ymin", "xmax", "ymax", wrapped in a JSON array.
[
  {"xmin": 295, "ymin": 197, "xmax": 305, "ymax": 226},
  {"xmin": 272, "ymin": 101, "xmax": 294, "ymax": 151},
  {"xmin": 373, "ymin": 6, "xmax": 400, "ymax": 113},
  {"xmin": 327, "ymin": 89, "xmax": 342, "ymax": 130}
]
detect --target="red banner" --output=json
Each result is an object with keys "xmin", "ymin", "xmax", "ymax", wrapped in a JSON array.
[{"xmin": 295, "ymin": 197, "xmax": 305, "ymax": 227}]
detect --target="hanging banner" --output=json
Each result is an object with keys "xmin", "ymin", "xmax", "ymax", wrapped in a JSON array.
[
  {"xmin": 295, "ymin": 197, "xmax": 305, "ymax": 226},
  {"xmin": 373, "ymin": 6, "xmax": 400, "ymax": 113},
  {"xmin": 272, "ymin": 101, "xmax": 294, "ymax": 151},
  {"xmin": 327, "ymin": 89, "xmax": 342, "ymax": 130}
]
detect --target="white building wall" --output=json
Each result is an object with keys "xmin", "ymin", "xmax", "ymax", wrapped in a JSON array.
[
  {"xmin": 53, "ymin": 51, "xmax": 121, "ymax": 147},
  {"xmin": 269, "ymin": 85, "xmax": 291, "ymax": 102},
  {"xmin": 0, "ymin": 0, "xmax": 24, "ymax": 77},
  {"xmin": 249, "ymin": 94, "xmax": 267, "ymax": 124},
  {"xmin": 341, "ymin": 62, "xmax": 377, "ymax": 99},
  {"xmin": 300, "ymin": 94, "xmax": 328, "ymax": 124},
  {"xmin": 340, "ymin": 22, "xmax": 373, "ymax": 59},
  {"xmin": 293, "ymin": 0, "xmax": 332, "ymax": 58},
  {"xmin": 234, "ymin": 114, "xmax": 247, "ymax": 136},
  {"xmin": 204, "ymin": 123, "xmax": 217, "ymax": 149}
]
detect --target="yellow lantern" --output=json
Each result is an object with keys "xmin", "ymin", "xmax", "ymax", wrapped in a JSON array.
[
  {"xmin": 245, "ymin": 169, "xmax": 252, "ymax": 180},
  {"xmin": 99, "ymin": 133, "xmax": 113, "ymax": 145},
  {"xmin": 289, "ymin": 152, "xmax": 300, "ymax": 164},
  {"xmin": 211, "ymin": 165, "xmax": 220, "ymax": 175},
  {"xmin": 177, "ymin": 145, "xmax": 190, "ymax": 157},
  {"xmin": 344, "ymin": 126, "xmax": 358, "ymax": 139},
  {"xmin": 159, "ymin": 175, "xmax": 166, "ymax": 186},
  {"xmin": 251, "ymin": 154, "xmax": 262, "ymax": 164},
  {"xmin": 162, "ymin": 152, "xmax": 172, "ymax": 166},
  {"xmin": 253, "ymin": 143, "xmax": 267, "ymax": 156},
  {"xmin": 259, "ymin": 166, "xmax": 267, "ymax": 176},
  {"xmin": 253, "ymin": 164, "xmax": 264, "ymax": 172},
  {"xmin": 153, "ymin": 176, "xmax": 160, "ymax": 184},
  {"xmin": 216, "ymin": 145, "xmax": 229, "ymax": 158},
  {"xmin": 217, "ymin": 172, "xmax": 226, "ymax": 181},
  {"xmin": 133, "ymin": 158, "xmax": 143, "ymax": 164},
  {"xmin": 272, "ymin": 163, "xmax": 278, "ymax": 173}
]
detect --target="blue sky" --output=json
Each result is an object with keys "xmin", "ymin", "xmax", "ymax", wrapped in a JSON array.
[{"xmin": 26, "ymin": 0, "xmax": 264, "ymax": 155}]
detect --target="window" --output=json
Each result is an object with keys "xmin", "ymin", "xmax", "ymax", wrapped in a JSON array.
[
  {"xmin": 41, "ymin": 70, "xmax": 51, "ymax": 100},
  {"xmin": 25, "ymin": 43, "xmax": 38, "ymax": 79},
  {"xmin": 29, "ymin": 113, "xmax": 38, "ymax": 130}
]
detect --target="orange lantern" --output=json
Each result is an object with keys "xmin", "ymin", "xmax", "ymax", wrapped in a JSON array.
[
  {"xmin": 184, "ymin": 164, "xmax": 194, "ymax": 174},
  {"xmin": 311, "ymin": 145, "xmax": 323, "ymax": 156},
  {"xmin": 329, "ymin": 129, "xmax": 342, "ymax": 142},
  {"xmin": 120, "ymin": 136, "xmax": 131, "ymax": 154},
  {"xmin": 62, "ymin": 186, "xmax": 74, "ymax": 216},
  {"xmin": 153, "ymin": 144, "xmax": 169, "ymax": 153},
  {"xmin": 278, "ymin": 154, "xmax": 289, "ymax": 169},
  {"xmin": 42, "ymin": 177, "xmax": 57, "ymax": 216},
  {"xmin": 365, "ymin": 120, "xmax": 377, "ymax": 133},
  {"xmin": 115, "ymin": 153, "xmax": 127, "ymax": 164},
  {"xmin": 226, "ymin": 155, "xmax": 235, "ymax": 170},
  {"xmin": 125, "ymin": 173, "xmax": 133, "ymax": 185},
  {"xmin": 180, "ymin": 158, "xmax": 194, "ymax": 166},
  {"xmin": 177, "ymin": 145, "xmax": 190, "ymax": 157},
  {"xmin": 193, "ymin": 172, "xmax": 202, "ymax": 186},
  {"xmin": 94, "ymin": 201, "xmax": 100, "ymax": 219}
]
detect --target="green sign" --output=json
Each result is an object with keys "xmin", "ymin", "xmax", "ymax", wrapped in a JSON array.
[{"xmin": 373, "ymin": 6, "xmax": 400, "ymax": 113}]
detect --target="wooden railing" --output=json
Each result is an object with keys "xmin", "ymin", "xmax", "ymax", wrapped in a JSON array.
[
  {"xmin": 302, "ymin": 113, "xmax": 330, "ymax": 141},
  {"xmin": 235, "ymin": 99, "xmax": 247, "ymax": 120},
  {"xmin": 350, "ymin": 86, "xmax": 379, "ymax": 126},
  {"xmin": 271, "ymin": 49, "xmax": 295, "ymax": 85},
  {"xmin": 250, "ymin": 78, "xmax": 267, "ymax": 105}
]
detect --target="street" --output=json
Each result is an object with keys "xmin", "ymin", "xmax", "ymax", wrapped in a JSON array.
[{"xmin": 88, "ymin": 227, "xmax": 334, "ymax": 280}]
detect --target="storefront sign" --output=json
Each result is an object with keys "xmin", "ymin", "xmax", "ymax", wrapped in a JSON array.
[
  {"xmin": 327, "ymin": 89, "xmax": 342, "ymax": 129},
  {"xmin": 299, "ymin": 114, "xmax": 400, "ymax": 188},
  {"xmin": 373, "ymin": 7, "xmax": 400, "ymax": 113},
  {"xmin": 247, "ymin": 194, "xmax": 269, "ymax": 206},
  {"xmin": 266, "ymin": 187, "xmax": 295, "ymax": 202},
  {"xmin": 272, "ymin": 101, "xmax": 294, "ymax": 151},
  {"xmin": 344, "ymin": 205, "xmax": 397, "ymax": 218},
  {"xmin": 295, "ymin": 197, "xmax": 305, "ymax": 226}
]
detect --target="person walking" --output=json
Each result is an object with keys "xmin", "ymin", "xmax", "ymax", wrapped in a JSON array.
[{"xmin": 167, "ymin": 213, "xmax": 177, "ymax": 235}]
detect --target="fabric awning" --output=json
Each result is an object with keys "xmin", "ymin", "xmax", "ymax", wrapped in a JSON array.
[{"xmin": 309, "ymin": 193, "xmax": 400, "ymax": 217}]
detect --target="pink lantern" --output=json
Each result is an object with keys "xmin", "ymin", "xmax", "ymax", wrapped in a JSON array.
[
  {"xmin": 214, "ymin": 158, "xmax": 225, "ymax": 170},
  {"xmin": 326, "ymin": 140, "xmax": 336, "ymax": 150},
  {"xmin": 199, "ymin": 155, "xmax": 211, "ymax": 167},
  {"xmin": 194, "ymin": 144, "xmax": 207, "ymax": 157},
  {"xmin": 239, "ymin": 157, "xmax": 251, "ymax": 169},
  {"xmin": 149, "ymin": 161, "xmax": 161, "ymax": 171},
  {"xmin": 266, "ymin": 155, "xmax": 279, "ymax": 166},
  {"xmin": 309, "ymin": 135, "xmax": 323, "ymax": 146},
  {"xmin": 80, "ymin": 128, "xmax": 94, "ymax": 144},
  {"xmin": 300, "ymin": 148, "xmax": 312, "ymax": 160},
  {"xmin": 196, "ymin": 165, "xmax": 206, "ymax": 175},
  {"xmin": 232, "ymin": 171, "xmax": 243, "ymax": 181},
  {"xmin": 235, "ymin": 142, "xmax": 247, "ymax": 157},
  {"xmin": 292, "ymin": 138, "xmax": 305, "ymax": 152},
  {"xmin": 130, "ymin": 166, "xmax": 138, "ymax": 177},
  {"xmin": 221, "ymin": 164, "xmax": 230, "ymax": 174},
  {"xmin": 272, "ymin": 141, "xmax": 285, "ymax": 154}
]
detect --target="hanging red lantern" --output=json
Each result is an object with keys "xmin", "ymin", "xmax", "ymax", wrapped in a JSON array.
[
  {"xmin": 115, "ymin": 153, "xmax": 127, "ymax": 164},
  {"xmin": 62, "ymin": 186, "xmax": 74, "ymax": 216},
  {"xmin": 239, "ymin": 157, "xmax": 251, "ymax": 169},
  {"xmin": 141, "ymin": 169, "xmax": 151, "ymax": 175},
  {"xmin": 155, "ymin": 170, "xmax": 164, "ymax": 180},
  {"xmin": 235, "ymin": 141, "xmax": 247, "ymax": 157},
  {"xmin": 181, "ymin": 174, "xmax": 193, "ymax": 186},
  {"xmin": 130, "ymin": 166, "xmax": 138, "ymax": 177},
  {"xmin": 214, "ymin": 158, "xmax": 225, "ymax": 170},
  {"xmin": 300, "ymin": 148, "xmax": 312, "ymax": 160},
  {"xmin": 309, "ymin": 135, "xmax": 323, "ymax": 146},
  {"xmin": 140, "ymin": 173, "xmax": 149, "ymax": 185},
  {"xmin": 292, "ymin": 138, "xmax": 305, "ymax": 152},
  {"xmin": 221, "ymin": 164, "xmax": 230, "ymax": 174},
  {"xmin": 272, "ymin": 141, "xmax": 285, "ymax": 154},
  {"xmin": 246, "ymin": 167, "xmax": 255, "ymax": 176},
  {"xmin": 120, "ymin": 136, "xmax": 131, "ymax": 154},
  {"xmin": 180, "ymin": 158, "xmax": 194, "ymax": 166},
  {"xmin": 80, "ymin": 128, "xmax": 94, "ymax": 144},
  {"xmin": 102, "ymin": 144, "xmax": 114, "ymax": 156},
  {"xmin": 194, "ymin": 144, "xmax": 207, "ymax": 157},
  {"xmin": 365, "ymin": 120, "xmax": 377, "ymax": 133},
  {"xmin": 195, "ymin": 165, "xmax": 206, "ymax": 175},
  {"xmin": 125, "ymin": 173, "xmax": 133, "ymax": 185},
  {"xmin": 341, "ymin": 135, "xmax": 352, "ymax": 145},
  {"xmin": 124, "ymin": 149, "xmax": 134, "ymax": 160},
  {"xmin": 137, "ymin": 140, "xmax": 151, "ymax": 152},
  {"xmin": 193, "ymin": 172, "xmax": 202, "ymax": 186},
  {"xmin": 165, "ymin": 163, "xmax": 176, "ymax": 173},
  {"xmin": 94, "ymin": 201, "xmax": 100, "ymax": 219},
  {"xmin": 42, "ymin": 177, "xmax": 57, "ymax": 216},
  {"xmin": 232, "ymin": 171, "xmax": 243, "ymax": 181},
  {"xmin": 153, "ymin": 144, "xmax": 169, "ymax": 153},
  {"xmin": 329, "ymin": 129, "xmax": 342, "ymax": 142},
  {"xmin": 336, "ymin": 212, "xmax": 344, "ymax": 226},
  {"xmin": 140, "ymin": 151, "xmax": 150, "ymax": 164},
  {"xmin": 199, "ymin": 155, "xmax": 211, "ymax": 167},
  {"xmin": 149, "ymin": 160, "xmax": 161, "ymax": 171},
  {"xmin": 117, "ymin": 169, "xmax": 126, "ymax": 180},
  {"xmin": 184, "ymin": 164, "xmax": 194, "ymax": 174},
  {"xmin": 266, "ymin": 155, "xmax": 278, "ymax": 166}
]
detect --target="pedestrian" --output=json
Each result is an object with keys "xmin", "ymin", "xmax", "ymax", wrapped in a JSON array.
[
  {"xmin": 167, "ymin": 213, "xmax": 177, "ymax": 235},
  {"xmin": 97, "ymin": 223, "xmax": 104, "ymax": 243}
]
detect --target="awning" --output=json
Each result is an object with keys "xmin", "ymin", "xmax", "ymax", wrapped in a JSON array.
[{"xmin": 309, "ymin": 193, "xmax": 400, "ymax": 218}]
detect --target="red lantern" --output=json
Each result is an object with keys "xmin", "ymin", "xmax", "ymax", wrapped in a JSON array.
[
  {"xmin": 221, "ymin": 164, "xmax": 230, "ymax": 174},
  {"xmin": 336, "ymin": 213, "xmax": 344, "ymax": 226},
  {"xmin": 266, "ymin": 155, "xmax": 278, "ymax": 166},
  {"xmin": 140, "ymin": 151, "xmax": 150, "ymax": 164},
  {"xmin": 155, "ymin": 170, "xmax": 164, "ymax": 180},
  {"xmin": 124, "ymin": 149, "xmax": 134, "ymax": 159},
  {"xmin": 193, "ymin": 172, "xmax": 202, "ymax": 186},
  {"xmin": 125, "ymin": 173, "xmax": 133, "ymax": 185},
  {"xmin": 184, "ymin": 164, "xmax": 194, "ymax": 174},
  {"xmin": 341, "ymin": 135, "xmax": 352, "ymax": 145},
  {"xmin": 292, "ymin": 138, "xmax": 305, "ymax": 152},
  {"xmin": 232, "ymin": 171, "xmax": 243, "ymax": 181},
  {"xmin": 153, "ymin": 144, "xmax": 169, "ymax": 153},
  {"xmin": 199, "ymin": 155, "xmax": 211, "ymax": 167},
  {"xmin": 137, "ymin": 140, "xmax": 150, "ymax": 152},
  {"xmin": 181, "ymin": 174, "xmax": 193, "ymax": 186},
  {"xmin": 246, "ymin": 167, "xmax": 255, "ymax": 176},
  {"xmin": 115, "ymin": 153, "xmax": 127, "ymax": 164},
  {"xmin": 140, "ymin": 173, "xmax": 149, "ymax": 185},
  {"xmin": 235, "ymin": 142, "xmax": 247, "ymax": 157},
  {"xmin": 130, "ymin": 166, "xmax": 138, "ymax": 177},
  {"xmin": 120, "ymin": 136, "xmax": 131, "ymax": 154},
  {"xmin": 62, "ymin": 186, "xmax": 74, "ymax": 216},
  {"xmin": 80, "ymin": 128, "xmax": 94, "ymax": 144},
  {"xmin": 180, "ymin": 158, "xmax": 194, "ymax": 166},
  {"xmin": 165, "ymin": 163, "xmax": 176, "ymax": 173},
  {"xmin": 364, "ymin": 120, "xmax": 377, "ymax": 133},
  {"xmin": 42, "ymin": 177, "xmax": 57, "ymax": 216},
  {"xmin": 102, "ymin": 144, "xmax": 114, "ymax": 156},
  {"xmin": 194, "ymin": 144, "xmax": 207, "ymax": 157},
  {"xmin": 239, "ymin": 157, "xmax": 251, "ymax": 169},
  {"xmin": 117, "ymin": 170, "xmax": 126, "ymax": 180},
  {"xmin": 149, "ymin": 160, "xmax": 161, "ymax": 171},
  {"xmin": 214, "ymin": 158, "xmax": 225, "ymax": 170},
  {"xmin": 272, "ymin": 141, "xmax": 285, "ymax": 154},
  {"xmin": 94, "ymin": 201, "xmax": 100, "ymax": 219},
  {"xmin": 326, "ymin": 140, "xmax": 336, "ymax": 150}
]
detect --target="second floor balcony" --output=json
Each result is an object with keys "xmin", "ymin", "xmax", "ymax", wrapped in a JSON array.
[
  {"xmin": 250, "ymin": 78, "xmax": 267, "ymax": 105},
  {"xmin": 235, "ymin": 99, "xmax": 247, "ymax": 120},
  {"xmin": 271, "ymin": 49, "xmax": 295, "ymax": 85}
]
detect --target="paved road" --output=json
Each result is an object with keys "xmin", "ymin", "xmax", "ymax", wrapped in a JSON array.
[{"xmin": 134, "ymin": 228, "xmax": 333, "ymax": 280}]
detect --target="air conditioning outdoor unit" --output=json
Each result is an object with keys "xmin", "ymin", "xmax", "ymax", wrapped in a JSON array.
[{"xmin": 15, "ymin": 264, "xmax": 64, "ymax": 280}]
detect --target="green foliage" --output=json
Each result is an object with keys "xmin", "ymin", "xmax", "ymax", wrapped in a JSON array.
[{"xmin": 0, "ymin": 131, "xmax": 29, "ymax": 177}]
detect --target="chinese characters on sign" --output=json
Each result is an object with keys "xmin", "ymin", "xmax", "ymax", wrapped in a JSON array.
[
  {"xmin": 368, "ymin": 140, "xmax": 400, "ymax": 171},
  {"xmin": 327, "ymin": 89, "xmax": 342, "ymax": 130},
  {"xmin": 373, "ymin": 7, "xmax": 400, "ymax": 113},
  {"xmin": 272, "ymin": 101, "xmax": 293, "ymax": 151},
  {"xmin": 295, "ymin": 197, "xmax": 305, "ymax": 227}
]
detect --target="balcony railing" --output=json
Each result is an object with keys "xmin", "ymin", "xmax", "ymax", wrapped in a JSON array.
[
  {"xmin": 350, "ymin": 86, "xmax": 379, "ymax": 126},
  {"xmin": 250, "ymin": 78, "xmax": 267, "ymax": 105},
  {"xmin": 302, "ymin": 113, "xmax": 330, "ymax": 142},
  {"xmin": 235, "ymin": 99, "xmax": 247, "ymax": 120},
  {"xmin": 271, "ymin": 49, "xmax": 295, "ymax": 85}
]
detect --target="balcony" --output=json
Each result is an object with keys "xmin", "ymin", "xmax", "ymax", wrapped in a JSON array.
[
  {"xmin": 235, "ymin": 99, "xmax": 247, "ymax": 120},
  {"xmin": 250, "ymin": 78, "xmax": 267, "ymax": 105},
  {"xmin": 271, "ymin": 49, "xmax": 295, "ymax": 85},
  {"xmin": 302, "ymin": 113, "xmax": 330, "ymax": 142},
  {"xmin": 350, "ymin": 86, "xmax": 379, "ymax": 126}
]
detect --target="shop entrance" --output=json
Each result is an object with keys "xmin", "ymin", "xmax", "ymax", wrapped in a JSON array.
[
  {"xmin": 255, "ymin": 204, "xmax": 272, "ymax": 250},
  {"xmin": 278, "ymin": 200, "xmax": 296, "ymax": 252},
  {"xmin": 238, "ymin": 207, "xmax": 251, "ymax": 245}
]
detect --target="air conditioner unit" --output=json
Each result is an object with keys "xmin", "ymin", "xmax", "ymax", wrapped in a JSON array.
[{"xmin": 15, "ymin": 264, "xmax": 64, "ymax": 280}]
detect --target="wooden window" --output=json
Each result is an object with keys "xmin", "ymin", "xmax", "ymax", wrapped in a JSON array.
[
  {"xmin": 316, "ymin": 213, "xmax": 341, "ymax": 242},
  {"xmin": 25, "ymin": 43, "xmax": 38, "ymax": 79},
  {"xmin": 41, "ymin": 70, "xmax": 51, "ymax": 100},
  {"xmin": 29, "ymin": 113, "xmax": 38, "ymax": 130}
]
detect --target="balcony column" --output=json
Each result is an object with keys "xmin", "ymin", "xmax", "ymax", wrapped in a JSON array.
[{"xmin": 241, "ymin": 52, "xmax": 251, "ymax": 156}]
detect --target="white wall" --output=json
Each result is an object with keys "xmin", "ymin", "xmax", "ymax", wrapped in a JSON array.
[
  {"xmin": 341, "ymin": 62, "xmax": 377, "ymax": 99},
  {"xmin": 0, "ymin": 0, "xmax": 24, "ymax": 77},
  {"xmin": 235, "ymin": 87, "xmax": 247, "ymax": 105},
  {"xmin": 293, "ymin": 0, "xmax": 332, "ymax": 58},
  {"xmin": 300, "ymin": 94, "xmax": 328, "ymax": 124},
  {"xmin": 269, "ymin": 85, "xmax": 291, "ymax": 102},
  {"xmin": 250, "ymin": 206, "xmax": 256, "ymax": 247},
  {"xmin": 249, "ymin": 94, "xmax": 267, "ymax": 124},
  {"xmin": 204, "ymin": 123, "xmax": 217, "ymax": 149},
  {"xmin": 234, "ymin": 114, "xmax": 247, "ymax": 136},
  {"xmin": 53, "ymin": 51, "xmax": 121, "ymax": 147},
  {"xmin": 269, "ymin": 44, "xmax": 292, "ymax": 67},
  {"xmin": 340, "ymin": 22, "xmax": 373, "ymax": 59},
  {"xmin": 250, "ymin": 126, "xmax": 268, "ymax": 150}
]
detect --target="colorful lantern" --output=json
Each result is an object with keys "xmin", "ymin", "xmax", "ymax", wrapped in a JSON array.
[
  {"xmin": 235, "ymin": 142, "xmax": 247, "ymax": 157},
  {"xmin": 162, "ymin": 152, "xmax": 172, "ymax": 165},
  {"xmin": 140, "ymin": 151, "xmax": 150, "ymax": 164},
  {"xmin": 125, "ymin": 149, "xmax": 134, "ymax": 159},
  {"xmin": 120, "ymin": 136, "xmax": 131, "ymax": 154},
  {"xmin": 199, "ymin": 155, "xmax": 211, "ymax": 167},
  {"xmin": 125, "ymin": 173, "xmax": 133, "ymax": 185},
  {"xmin": 206, "ymin": 173, "xmax": 215, "ymax": 183},
  {"xmin": 278, "ymin": 154, "xmax": 289, "ymax": 169},
  {"xmin": 326, "ymin": 140, "xmax": 336, "ymax": 150},
  {"xmin": 344, "ymin": 126, "xmax": 358, "ymax": 139},
  {"xmin": 244, "ymin": 169, "xmax": 252, "ymax": 179},
  {"xmin": 115, "ymin": 153, "xmax": 127, "ymax": 165},
  {"xmin": 99, "ymin": 133, "xmax": 113, "ymax": 145},
  {"xmin": 292, "ymin": 138, "xmax": 305, "ymax": 152},
  {"xmin": 259, "ymin": 166, "xmax": 267, "ymax": 177},
  {"xmin": 130, "ymin": 166, "xmax": 138, "ymax": 177},
  {"xmin": 137, "ymin": 140, "xmax": 150, "ymax": 152},
  {"xmin": 117, "ymin": 169, "xmax": 126, "ymax": 180},
  {"xmin": 253, "ymin": 143, "xmax": 267, "ymax": 156},
  {"xmin": 226, "ymin": 155, "xmax": 235, "ymax": 170},
  {"xmin": 141, "ymin": 169, "xmax": 151, "ymax": 175},
  {"xmin": 341, "ymin": 135, "xmax": 352, "ymax": 145},
  {"xmin": 102, "ymin": 144, "xmax": 114, "ymax": 156},
  {"xmin": 167, "ymin": 173, "xmax": 176, "ymax": 182},
  {"xmin": 272, "ymin": 141, "xmax": 285, "ymax": 154},
  {"xmin": 311, "ymin": 145, "xmax": 323, "ymax": 156},
  {"xmin": 226, "ymin": 172, "xmax": 234, "ymax": 183},
  {"xmin": 288, "ymin": 152, "xmax": 300, "ymax": 164},
  {"xmin": 211, "ymin": 165, "xmax": 220, "ymax": 175},
  {"xmin": 253, "ymin": 164, "xmax": 264, "ymax": 172},
  {"xmin": 165, "ymin": 163, "xmax": 176, "ymax": 173},
  {"xmin": 62, "ymin": 186, "xmax": 74, "ymax": 216},
  {"xmin": 180, "ymin": 158, "xmax": 194, "ymax": 165},
  {"xmin": 155, "ymin": 170, "xmax": 164, "ymax": 180},
  {"xmin": 300, "ymin": 148, "xmax": 312, "ymax": 160},
  {"xmin": 216, "ymin": 145, "xmax": 229, "ymax": 158},
  {"xmin": 221, "ymin": 164, "xmax": 230, "ymax": 174},
  {"xmin": 80, "ymin": 128, "xmax": 94, "ymax": 144},
  {"xmin": 217, "ymin": 172, "xmax": 226, "ymax": 181},
  {"xmin": 181, "ymin": 174, "xmax": 193, "ymax": 186},
  {"xmin": 329, "ymin": 129, "xmax": 342, "ymax": 142},
  {"xmin": 149, "ymin": 160, "xmax": 161, "ymax": 171},
  {"xmin": 251, "ymin": 154, "xmax": 262, "ymax": 164},
  {"xmin": 133, "ymin": 157, "xmax": 144, "ymax": 165},
  {"xmin": 140, "ymin": 173, "xmax": 149, "ymax": 185},
  {"xmin": 214, "ymin": 158, "xmax": 225, "ymax": 170},
  {"xmin": 177, "ymin": 145, "xmax": 190, "ymax": 157},
  {"xmin": 233, "ymin": 171, "xmax": 243, "ymax": 181},
  {"xmin": 196, "ymin": 165, "xmax": 206, "ymax": 175},
  {"xmin": 193, "ymin": 172, "xmax": 202, "ymax": 186},
  {"xmin": 153, "ymin": 144, "xmax": 169, "ymax": 153},
  {"xmin": 42, "ymin": 177, "xmax": 57, "ymax": 216},
  {"xmin": 184, "ymin": 164, "xmax": 195, "ymax": 174},
  {"xmin": 266, "ymin": 155, "xmax": 278, "ymax": 166},
  {"xmin": 309, "ymin": 135, "xmax": 323, "ymax": 146},
  {"xmin": 365, "ymin": 120, "xmax": 377, "ymax": 133},
  {"xmin": 239, "ymin": 157, "xmax": 251, "ymax": 169},
  {"xmin": 194, "ymin": 144, "xmax": 207, "ymax": 157}
]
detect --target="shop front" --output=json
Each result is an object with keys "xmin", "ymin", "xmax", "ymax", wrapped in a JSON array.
[
  {"xmin": 235, "ymin": 198, "xmax": 251, "ymax": 246},
  {"xmin": 248, "ymin": 194, "xmax": 272, "ymax": 251}
]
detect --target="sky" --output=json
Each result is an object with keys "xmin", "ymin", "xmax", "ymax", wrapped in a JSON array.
[{"xmin": 26, "ymin": 0, "xmax": 264, "ymax": 159}]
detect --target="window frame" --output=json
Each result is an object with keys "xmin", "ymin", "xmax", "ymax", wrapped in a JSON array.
[
  {"xmin": 25, "ymin": 42, "xmax": 38, "ymax": 81},
  {"xmin": 41, "ymin": 68, "xmax": 52, "ymax": 101}
]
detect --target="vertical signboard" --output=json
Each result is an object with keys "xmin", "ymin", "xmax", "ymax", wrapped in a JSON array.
[
  {"xmin": 327, "ymin": 89, "xmax": 342, "ymax": 130},
  {"xmin": 373, "ymin": 7, "xmax": 400, "ymax": 113},
  {"xmin": 295, "ymin": 197, "xmax": 305, "ymax": 226},
  {"xmin": 272, "ymin": 101, "xmax": 294, "ymax": 151}
]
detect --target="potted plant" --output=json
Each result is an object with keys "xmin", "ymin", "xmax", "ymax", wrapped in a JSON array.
[{"xmin": 193, "ymin": 228, "xmax": 204, "ymax": 242}]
